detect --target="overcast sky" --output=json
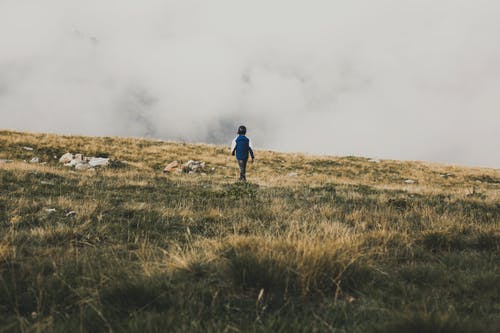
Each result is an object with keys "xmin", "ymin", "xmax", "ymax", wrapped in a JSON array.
[{"xmin": 1, "ymin": 0, "xmax": 499, "ymax": 168}]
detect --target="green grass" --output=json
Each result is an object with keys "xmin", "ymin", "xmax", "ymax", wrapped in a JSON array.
[{"xmin": 0, "ymin": 130, "xmax": 499, "ymax": 332}]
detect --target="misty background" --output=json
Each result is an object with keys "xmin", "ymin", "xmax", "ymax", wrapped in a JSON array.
[{"xmin": 1, "ymin": 0, "xmax": 499, "ymax": 168}]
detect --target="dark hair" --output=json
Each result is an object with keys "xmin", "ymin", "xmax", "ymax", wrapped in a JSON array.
[{"xmin": 237, "ymin": 125, "xmax": 247, "ymax": 135}]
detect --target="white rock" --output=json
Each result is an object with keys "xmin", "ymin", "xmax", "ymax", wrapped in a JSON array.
[
  {"xmin": 45, "ymin": 208, "xmax": 56, "ymax": 213},
  {"xmin": 404, "ymin": 179, "xmax": 416, "ymax": 184},
  {"xmin": 64, "ymin": 159, "xmax": 79, "ymax": 167},
  {"xmin": 66, "ymin": 211, "xmax": 76, "ymax": 217},
  {"xmin": 22, "ymin": 146, "xmax": 34, "ymax": 151},
  {"xmin": 163, "ymin": 160, "xmax": 179, "ymax": 173},
  {"xmin": 287, "ymin": 172, "xmax": 298, "ymax": 177},
  {"xmin": 88, "ymin": 157, "xmax": 109, "ymax": 167},
  {"xmin": 75, "ymin": 163, "xmax": 91, "ymax": 170},
  {"xmin": 59, "ymin": 153, "xmax": 74, "ymax": 164},
  {"xmin": 29, "ymin": 157, "xmax": 40, "ymax": 163},
  {"xmin": 182, "ymin": 160, "xmax": 206, "ymax": 173},
  {"xmin": 0, "ymin": 159, "xmax": 13, "ymax": 164},
  {"xmin": 74, "ymin": 154, "xmax": 84, "ymax": 162},
  {"xmin": 368, "ymin": 159, "xmax": 381, "ymax": 163}
]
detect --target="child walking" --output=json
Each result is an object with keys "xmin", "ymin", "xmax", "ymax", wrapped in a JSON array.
[{"xmin": 231, "ymin": 125, "xmax": 255, "ymax": 181}]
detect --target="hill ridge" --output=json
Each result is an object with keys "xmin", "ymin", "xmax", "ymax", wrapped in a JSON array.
[{"xmin": 0, "ymin": 129, "xmax": 499, "ymax": 332}]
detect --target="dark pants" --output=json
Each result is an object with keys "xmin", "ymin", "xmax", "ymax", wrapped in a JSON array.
[{"xmin": 237, "ymin": 159, "xmax": 248, "ymax": 181}]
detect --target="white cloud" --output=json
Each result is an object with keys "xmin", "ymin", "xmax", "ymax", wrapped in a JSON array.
[{"xmin": 1, "ymin": 0, "xmax": 499, "ymax": 167}]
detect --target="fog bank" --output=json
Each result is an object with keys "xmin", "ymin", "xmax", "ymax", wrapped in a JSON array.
[{"xmin": 1, "ymin": 0, "xmax": 499, "ymax": 167}]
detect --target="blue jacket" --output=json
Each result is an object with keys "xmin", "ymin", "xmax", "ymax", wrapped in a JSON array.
[{"xmin": 231, "ymin": 135, "xmax": 254, "ymax": 160}]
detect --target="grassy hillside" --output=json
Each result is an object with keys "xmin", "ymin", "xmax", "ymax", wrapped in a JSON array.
[{"xmin": 0, "ymin": 130, "xmax": 499, "ymax": 332}]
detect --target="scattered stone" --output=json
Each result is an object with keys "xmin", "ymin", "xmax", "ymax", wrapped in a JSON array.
[
  {"xmin": 440, "ymin": 173, "xmax": 454, "ymax": 178},
  {"xmin": 59, "ymin": 153, "xmax": 74, "ymax": 164},
  {"xmin": 287, "ymin": 172, "xmax": 298, "ymax": 177},
  {"xmin": 59, "ymin": 153, "xmax": 112, "ymax": 170},
  {"xmin": 45, "ymin": 208, "xmax": 56, "ymax": 213},
  {"xmin": 40, "ymin": 181, "xmax": 54, "ymax": 185},
  {"xmin": 183, "ymin": 160, "xmax": 206, "ymax": 173},
  {"xmin": 88, "ymin": 157, "xmax": 109, "ymax": 167},
  {"xmin": 368, "ymin": 158, "xmax": 381, "ymax": 163},
  {"xmin": 346, "ymin": 296, "xmax": 356, "ymax": 304},
  {"xmin": 66, "ymin": 211, "xmax": 76, "ymax": 217},
  {"xmin": 404, "ymin": 179, "xmax": 416, "ymax": 184},
  {"xmin": 75, "ymin": 163, "xmax": 91, "ymax": 170},
  {"xmin": 22, "ymin": 146, "xmax": 34, "ymax": 151},
  {"xmin": 0, "ymin": 159, "xmax": 13, "ymax": 164},
  {"xmin": 163, "ymin": 160, "xmax": 179, "ymax": 173},
  {"xmin": 29, "ymin": 157, "xmax": 40, "ymax": 164},
  {"xmin": 64, "ymin": 159, "xmax": 79, "ymax": 167}
]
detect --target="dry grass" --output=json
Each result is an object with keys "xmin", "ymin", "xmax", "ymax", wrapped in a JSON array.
[{"xmin": 1, "ymin": 129, "xmax": 499, "ymax": 332}]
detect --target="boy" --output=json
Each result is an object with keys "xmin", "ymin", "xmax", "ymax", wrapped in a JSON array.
[{"xmin": 231, "ymin": 125, "xmax": 255, "ymax": 181}]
